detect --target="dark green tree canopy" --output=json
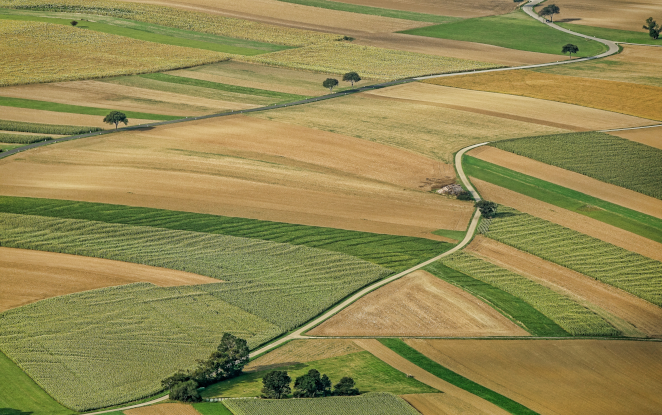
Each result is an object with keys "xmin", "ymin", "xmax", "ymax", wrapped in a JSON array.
[
  {"xmin": 261, "ymin": 370, "xmax": 291, "ymax": 399},
  {"xmin": 475, "ymin": 200, "xmax": 498, "ymax": 218},
  {"xmin": 103, "ymin": 111, "xmax": 128, "ymax": 130},
  {"xmin": 333, "ymin": 376, "xmax": 359, "ymax": 396},
  {"xmin": 169, "ymin": 380, "xmax": 202, "ymax": 402},
  {"xmin": 644, "ymin": 17, "xmax": 660, "ymax": 39},
  {"xmin": 342, "ymin": 72, "xmax": 361, "ymax": 87},
  {"xmin": 293, "ymin": 369, "xmax": 331, "ymax": 398},
  {"xmin": 540, "ymin": 4, "xmax": 560, "ymax": 22},
  {"xmin": 322, "ymin": 78, "xmax": 339, "ymax": 92},
  {"xmin": 70, "ymin": 20, "xmax": 78, "ymax": 26},
  {"xmin": 562, "ymin": 43, "xmax": 579, "ymax": 57}
]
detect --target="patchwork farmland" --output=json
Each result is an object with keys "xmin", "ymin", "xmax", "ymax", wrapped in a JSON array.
[{"xmin": 1, "ymin": 0, "xmax": 661, "ymax": 414}]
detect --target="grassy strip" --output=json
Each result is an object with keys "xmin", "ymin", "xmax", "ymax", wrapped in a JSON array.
[
  {"xmin": 0, "ymin": 196, "xmax": 449, "ymax": 272},
  {"xmin": 424, "ymin": 262, "xmax": 568, "ymax": 337},
  {"xmin": 0, "ymin": 119, "xmax": 102, "ymax": 135},
  {"xmin": 0, "ymin": 11, "xmax": 286, "ymax": 55},
  {"xmin": 275, "ymin": 0, "xmax": 459, "ymax": 23},
  {"xmin": 558, "ymin": 23, "xmax": 662, "ymax": 45},
  {"xmin": 194, "ymin": 402, "xmax": 235, "ymax": 415},
  {"xmin": 493, "ymin": 132, "xmax": 662, "ymax": 200},
  {"xmin": 0, "ymin": 96, "xmax": 181, "ymax": 121},
  {"xmin": 140, "ymin": 73, "xmax": 309, "ymax": 102},
  {"xmin": 463, "ymin": 156, "xmax": 662, "ymax": 243},
  {"xmin": 432, "ymin": 229, "xmax": 466, "ymax": 241},
  {"xmin": 378, "ymin": 338, "xmax": 538, "ymax": 415},
  {"xmin": 401, "ymin": 11, "xmax": 607, "ymax": 57},
  {"xmin": 0, "ymin": 132, "xmax": 52, "ymax": 144}
]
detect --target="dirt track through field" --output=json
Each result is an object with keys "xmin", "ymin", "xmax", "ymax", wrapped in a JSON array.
[
  {"xmin": 0, "ymin": 247, "xmax": 220, "ymax": 312},
  {"xmin": 466, "ymin": 236, "xmax": 662, "ymax": 337},
  {"xmin": 537, "ymin": 0, "xmax": 662, "ymax": 31},
  {"xmin": 407, "ymin": 339, "xmax": 662, "ymax": 415},
  {"xmin": 309, "ymin": 270, "xmax": 529, "ymax": 337},
  {"xmin": 472, "ymin": 179, "xmax": 662, "ymax": 261},
  {"xmin": 125, "ymin": 403, "xmax": 202, "ymax": 415},
  {"xmin": 245, "ymin": 339, "xmax": 363, "ymax": 372},
  {"xmin": 609, "ymin": 126, "xmax": 662, "ymax": 150},
  {"xmin": 469, "ymin": 146, "xmax": 662, "ymax": 220}
]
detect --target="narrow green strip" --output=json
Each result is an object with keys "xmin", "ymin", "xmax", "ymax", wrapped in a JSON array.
[
  {"xmin": 463, "ymin": 156, "xmax": 662, "ymax": 244},
  {"xmin": 0, "ymin": 96, "xmax": 181, "ymax": 121},
  {"xmin": 378, "ymin": 339, "xmax": 539, "ymax": 415}
]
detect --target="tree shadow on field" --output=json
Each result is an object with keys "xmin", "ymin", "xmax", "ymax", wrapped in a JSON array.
[
  {"xmin": 556, "ymin": 18, "xmax": 582, "ymax": 23},
  {"xmin": 0, "ymin": 409, "xmax": 34, "ymax": 415}
]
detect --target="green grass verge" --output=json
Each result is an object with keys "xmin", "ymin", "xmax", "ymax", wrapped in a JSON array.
[
  {"xmin": 0, "ymin": 132, "xmax": 51, "ymax": 144},
  {"xmin": 0, "ymin": 96, "xmax": 181, "ymax": 121},
  {"xmin": 432, "ymin": 229, "xmax": 466, "ymax": 241},
  {"xmin": 275, "ymin": 0, "xmax": 459, "ymax": 23},
  {"xmin": 0, "ymin": 350, "xmax": 74, "ymax": 415},
  {"xmin": 0, "ymin": 119, "xmax": 103, "ymax": 135},
  {"xmin": 424, "ymin": 262, "xmax": 568, "ymax": 337},
  {"xmin": 0, "ymin": 143, "xmax": 25, "ymax": 152},
  {"xmin": 493, "ymin": 131, "xmax": 662, "ymax": 200},
  {"xmin": 401, "ymin": 11, "xmax": 607, "ymax": 56},
  {"xmin": 194, "ymin": 402, "xmax": 235, "ymax": 415},
  {"xmin": 463, "ymin": 156, "xmax": 662, "ymax": 243},
  {"xmin": 558, "ymin": 22, "xmax": 662, "ymax": 45},
  {"xmin": 202, "ymin": 352, "xmax": 436, "ymax": 398},
  {"xmin": 0, "ymin": 196, "xmax": 450, "ymax": 272},
  {"xmin": 378, "ymin": 339, "xmax": 538, "ymax": 415},
  {"xmin": 139, "ymin": 73, "xmax": 309, "ymax": 102}
]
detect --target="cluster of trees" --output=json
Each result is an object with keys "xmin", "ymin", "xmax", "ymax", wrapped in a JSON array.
[
  {"xmin": 162, "ymin": 333, "xmax": 250, "ymax": 402},
  {"xmin": 323, "ymin": 72, "xmax": 361, "ymax": 92},
  {"xmin": 475, "ymin": 200, "xmax": 498, "ymax": 218},
  {"xmin": 644, "ymin": 17, "xmax": 660, "ymax": 39},
  {"xmin": 261, "ymin": 369, "xmax": 359, "ymax": 399}
]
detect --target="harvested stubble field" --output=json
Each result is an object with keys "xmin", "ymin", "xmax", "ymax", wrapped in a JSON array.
[
  {"xmin": 425, "ymin": 70, "xmax": 662, "ymax": 122},
  {"xmin": 609, "ymin": 126, "xmax": 662, "ymax": 150},
  {"xmin": 334, "ymin": 0, "xmax": 517, "ymax": 17},
  {"xmin": 535, "ymin": 0, "xmax": 662, "ymax": 31},
  {"xmin": 0, "ymin": 246, "xmax": 219, "ymax": 312},
  {"xmin": 308, "ymin": 270, "xmax": 529, "ymax": 337},
  {"xmin": 465, "ymin": 236, "xmax": 662, "ymax": 338},
  {"xmin": 406, "ymin": 339, "xmax": 662, "ymax": 415},
  {"xmin": 441, "ymin": 251, "xmax": 619, "ymax": 336},
  {"xmin": 401, "ymin": 393, "xmax": 483, "ymax": 415},
  {"xmin": 0, "ymin": 20, "xmax": 230, "ymax": 87},
  {"xmin": 125, "ymin": 403, "xmax": 202, "ymax": 415},
  {"xmin": 0, "ymin": 106, "xmax": 158, "ymax": 128},
  {"xmin": 245, "ymin": 339, "xmax": 364, "ymax": 372},
  {"xmin": 251, "ymin": 93, "xmax": 568, "ymax": 163},
  {"xmin": 0, "ymin": 115, "xmax": 473, "ymax": 238}
]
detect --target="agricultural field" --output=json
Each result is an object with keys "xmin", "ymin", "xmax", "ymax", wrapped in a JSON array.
[
  {"xmin": 406, "ymin": 339, "xmax": 662, "ymax": 414},
  {"xmin": 326, "ymin": 0, "xmax": 518, "ymax": 18},
  {"xmin": 425, "ymin": 70, "xmax": 662, "ymax": 121},
  {"xmin": 0, "ymin": 105, "xmax": 152, "ymax": 128},
  {"xmin": 534, "ymin": 0, "xmax": 661, "ymax": 31},
  {"xmin": 0, "ymin": 119, "xmax": 102, "ymax": 135},
  {"xmin": 125, "ymin": 403, "xmax": 203, "ymax": 415},
  {"xmin": 308, "ymin": 270, "xmax": 529, "ymax": 337},
  {"xmin": 609, "ymin": 126, "xmax": 662, "ymax": 150},
  {"xmin": 245, "ymin": 339, "xmax": 364, "ymax": 372}
]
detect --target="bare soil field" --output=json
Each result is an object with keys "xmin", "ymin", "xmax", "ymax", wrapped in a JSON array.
[
  {"xmin": 609, "ymin": 126, "xmax": 662, "ymax": 150},
  {"xmin": 0, "ymin": 247, "xmax": 219, "ymax": 312},
  {"xmin": 251, "ymin": 93, "xmax": 567, "ymax": 163},
  {"xmin": 0, "ymin": 115, "xmax": 472, "ymax": 239},
  {"xmin": 466, "ymin": 236, "xmax": 662, "ymax": 338},
  {"xmin": 125, "ymin": 403, "xmax": 202, "ymax": 415},
  {"xmin": 338, "ymin": 0, "xmax": 517, "ymax": 17},
  {"xmin": 406, "ymin": 339, "xmax": 662, "ymax": 415},
  {"xmin": 0, "ymin": 107, "xmax": 158, "ymax": 129},
  {"xmin": 425, "ymin": 70, "xmax": 662, "ymax": 122},
  {"xmin": 309, "ymin": 270, "xmax": 529, "ymax": 337},
  {"xmin": 469, "ymin": 146, "xmax": 662, "ymax": 220},
  {"xmin": 472, "ymin": 179, "xmax": 662, "ymax": 261},
  {"xmin": 0, "ymin": 80, "xmax": 256, "ymax": 117},
  {"xmin": 353, "ymin": 339, "xmax": 510, "ymax": 415},
  {"xmin": 401, "ymin": 393, "xmax": 488, "ymax": 415},
  {"xmin": 246, "ymin": 339, "xmax": 364, "ymax": 372},
  {"xmin": 536, "ymin": 0, "xmax": 662, "ymax": 31}
]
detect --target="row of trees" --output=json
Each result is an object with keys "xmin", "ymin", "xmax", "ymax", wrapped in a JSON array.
[
  {"xmin": 261, "ymin": 369, "xmax": 359, "ymax": 399},
  {"xmin": 323, "ymin": 72, "xmax": 361, "ymax": 92}
]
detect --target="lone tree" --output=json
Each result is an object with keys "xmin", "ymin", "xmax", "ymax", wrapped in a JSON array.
[
  {"xmin": 261, "ymin": 370, "xmax": 291, "ymax": 399},
  {"xmin": 322, "ymin": 78, "xmax": 339, "ymax": 92},
  {"xmin": 333, "ymin": 377, "xmax": 359, "ymax": 396},
  {"xmin": 475, "ymin": 200, "xmax": 498, "ymax": 218},
  {"xmin": 293, "ymin": 369, "xmax": 331, "ymax": 398},
  {"xmin": 562, "ymin": 43, "xmax": 579, "ymax": 58},
  {"xmin": 342, "ymin": 71, "xmax": 361, "ymax": 87},
  {"xmin": 644, "ymin": 17, "xmax": 661, "ymax": 39},
  {"xmin": 70, "ymin": 20, "xmax": 78, "ymax": 26},
  {"xmin": 539, "ymin": 4, "xmax": 560, "ymax": 22},
  {"xmin": 103, "ymin": 111, "xmax": 128, "ymax": 130},
  {"xmin": 169, "ymin": 380, "xmax": 202, "ymax": 402}
]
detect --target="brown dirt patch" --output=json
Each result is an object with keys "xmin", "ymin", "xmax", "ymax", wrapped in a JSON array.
[
  {"xmin": 353, "ymin": 339, "xmax": 510, "ymax": 415},
  {"xmin": 0, "ymin": 247, "xmax": 220, "ymax": 312},
  {"xmin": 469, "ymin": 146, "xmax": 662, "ymax": 220},
  {"xmin": 338, "ymin": 0, "xmax": 517, "ymax": 17},
  {"xmin": 0, "ymin": 115, "xmax": 472, "ymax": 239},
  {"xmin": 125, "ymin": 403, "xmax": 202, "ymax": 415},
  {"xmin": 401, "ymin": 393, "xmax": 484, "ymax": 415},
  {"xmin": 425, "ymin": 70, "xmax": 662, "ymax": 122},
  {"xmin": 0, "ymin": 106, "xmax": 161, "ymax": 128},
  {"xmin": 466, "ymin": 236, "xmax": 662, "ymax": 338},
  {"xmin": 245, "ymin": 339, "xmax": 364, "ymax": 372},
  {"xmin": 609, "ymin": 126, "xmax": 662, "ymax": 150},
  {"xmin": 308, "ymin": 270, "xmax": 529, "ymax": 337},
  {"xmin": 406, "ymin": 338, "xmax": 662, "ymax": 415},
  {"xmin": 536, "ymin": 0, "xmax": 662, "ymax": 31}
]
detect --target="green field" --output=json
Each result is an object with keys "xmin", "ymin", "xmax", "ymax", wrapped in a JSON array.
[
  {"xmin": 401, "ymin": 11, "xmax": 607, "ymax": 56},
  {"xmin": 0, "ymin": 132, "xmax": 51, "ymax": 144},
  {"xmin": 558, "ymin": 23, "xmax": 662, "ymax": 46},
  {"xmin": 194, "ymin": 402, "xmax": 235, "ymax": 415},
  {"xmin": 0, "ymin": 119, "xmax": 102, "ymax": 135},
  {"xmin": 485, "ymin": 207, "xmax": 662, "ymax": 307},
  {"xmin": 425, "ymin": 262, "xmax": 568, "ymax": 337},
  {"xmin": 224, "ymin": 392, "xmax": 420, "ymax": 415},
  {"xmin": 432, "ymin": 229, "xmax": 466, "ymax": 241},
  {"xmin": 492, "ymin": 132, "xmax": 662, "ymax": 200},
  {"xmin": 0, "ymin": 143, "xmax": 24, "ymax": 152},
  {"xmin": 0, "ymin": 197, "xmax": 449, "ymax": 272},
  {"xmin": 203, "ymin": 351, "xmax": 435, "ymax": 398},
  {"xmin": 463, "ymin": 156, "xmax": 662, "ymax": 243},
  {"xmin": 378, "ymin": 339, "xmax": 538, "ymax": 415},
  {"xmin": 276, "ymin": 0, "xmax": 459, "ymax": 23}
]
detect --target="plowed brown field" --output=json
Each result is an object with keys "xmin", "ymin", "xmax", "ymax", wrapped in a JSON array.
[
  {"xmin": 125, "ymin": 403, "xmax": 202, "ymax": 415},
  {"xmin": 472, "ymin": 179, "xmax": 662, "ymax": 261},
  {"xmin": 308, "ymin": 270, "xmax": 529, "ymax": 337},
  {"xmin": 469, "ymin": 146, "xmax": 662, "ymax": 220},
  {"xmin": 0, "ymin": 247, "xmax": 219, "ymax": 312},
  {"xmin": 609, "ymin": 126, "xmax": 662, "ymax": 150},
  {"xmin": 0, "ymin": 107, "xmax": 158, "ymax": 128},
  {"xmin": 466, "ymin": 236, "xmax": 662, "ymax": 337},
  {"xmin": 536, "ymin": 0, "xmax": 662, "ymax": 31},
  {"xmin": 406, "ymin": 339, "xmax": 662, "ymax": 415},
  {"xmin": 339, "ymin": 0, "xmax": 517, "ymax": 17},
  {"xmin": 424, "ymin": 70, "xmax": 662, "ymax": 122},
  {"xmin": 0, "ymin": 115, "xmax": 472, "ymax": 239},
  {"xmin": 401, "ymin": 393, "xmax": 485, "ymax": 415},
  {"xmin": 245, "ymin": 339, "xmax": 364, "ymax": 372}
]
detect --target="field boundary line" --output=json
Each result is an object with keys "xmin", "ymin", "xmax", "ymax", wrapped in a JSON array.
[{"xmin": 600, "ymin": 124, "xmax": 662, "ymax": 132}]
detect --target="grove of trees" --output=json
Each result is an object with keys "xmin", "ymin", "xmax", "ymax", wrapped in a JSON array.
[
  {"xmin": 475, "ymin": 200, "xmax": 498, "ymax": 218},
  {"xmin": 260, "ymin": 369, "xmax": 359, "ymax": 399}
]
